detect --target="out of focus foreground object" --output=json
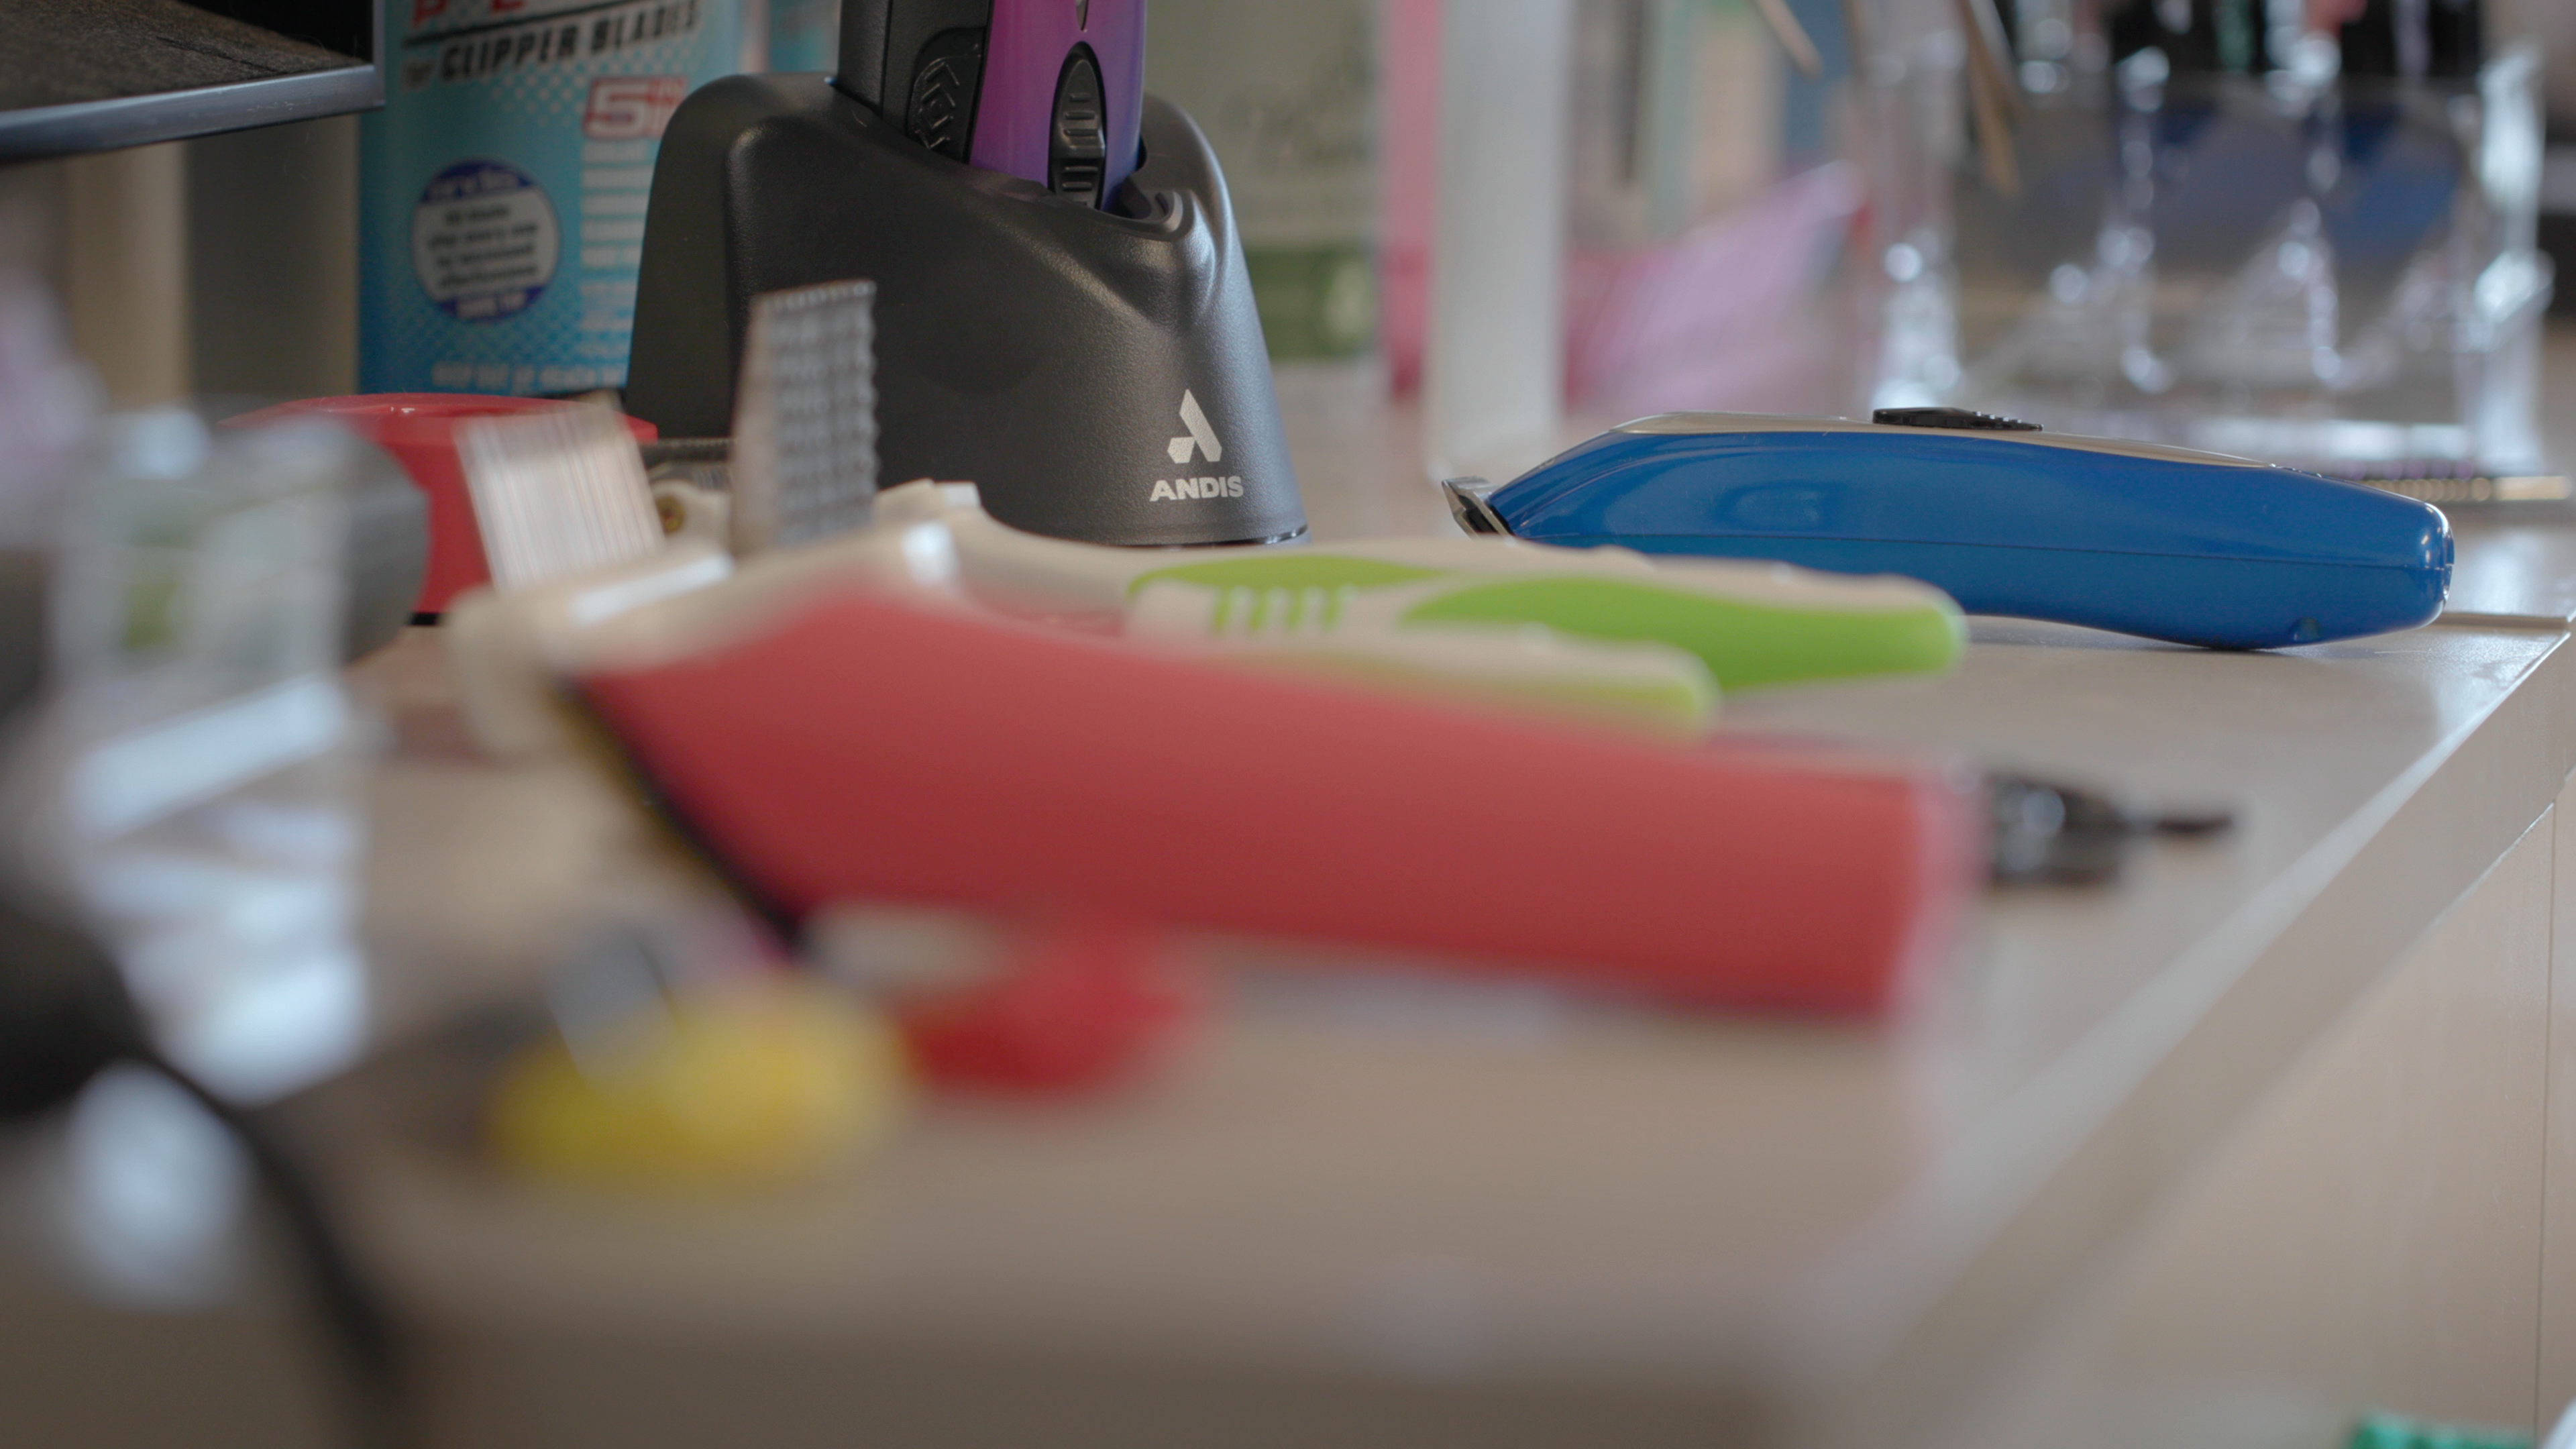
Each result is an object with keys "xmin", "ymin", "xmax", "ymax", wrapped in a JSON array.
[
  {"xmin": 314, "ymin": 427, "xmax": 425, "ymax": 662},
  {"xmin": 230, "ymin": 395, "xmax": 657, "ymax": 618},
  {"xmin": 573, "ymin": 587, "xmax": 1980, "ymax": 1016},
  {"xmin": 875, "ymin": 913, "xmax": 1201, "ymax": 1096},
  {"xmin": 217, "ymin": 400, "xmax": 431, "ymax": 661},
  {"xmin": 14, "ymin": 410, "xmax": 376, "ymax": 1104},
  {"xmin": 488, "ymin": 975, "xmax": 910, "ymax": 1191},
  {"xmin": 455, "ymin": 403, "xmax": 669, "ymax": 592},
  {"xmin": 0, "ymin": 1, "xmax": 378, "ymax": 162},
  {"xmin": 1866, "ymin": 0, "xmax": 2553, "ymax": 499},
  {"xmin": 0, "ymin": 889, "xmax": 409, "ymax": 1449},
  {"xmin": 0, "ymin": 400, "xmax": 408, "ymax": 1448}
]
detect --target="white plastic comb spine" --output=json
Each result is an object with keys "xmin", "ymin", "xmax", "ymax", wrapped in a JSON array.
[
  {"xmin": 731, "ymin": 278, "xmax": 879, "ymax": 553},
  {"xmin": 458, "ymin": 405, "xmax": 663, "ymax": 592}
]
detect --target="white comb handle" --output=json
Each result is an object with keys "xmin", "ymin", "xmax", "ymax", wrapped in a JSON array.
[{"xmin": 459, "ymin": 405, "xmax": 663, "ymax": 592}]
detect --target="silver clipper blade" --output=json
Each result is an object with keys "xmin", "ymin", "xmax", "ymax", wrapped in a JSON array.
[{"xmin": 1441, "ymin": 476, "xmax": 1508, "ymax": 536}]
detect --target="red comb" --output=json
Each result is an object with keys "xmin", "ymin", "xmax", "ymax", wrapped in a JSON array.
[{"xmin": 577, "ymin": 590, "xmax": 1978, "ymax": 1016}]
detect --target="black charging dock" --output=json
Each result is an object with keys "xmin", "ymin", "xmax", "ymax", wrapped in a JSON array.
[{"xmin": 623, "ymin": 75, "xmax": 1307, "ymax": 547}]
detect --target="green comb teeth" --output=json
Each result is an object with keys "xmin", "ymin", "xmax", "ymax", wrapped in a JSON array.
[
  {"xmin": 1395, "ymin": 574, "xmax": 1965, "ymax": 692},
  {"xmin": 1128, "ymin": 556, "xmax": 1964, "ymax": 694}
]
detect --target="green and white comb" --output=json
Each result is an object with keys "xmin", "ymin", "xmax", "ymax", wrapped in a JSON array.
[
  {"xmin": 876, "ymin": 480, "xmax": 1966, "ymax": 692},
  {"xmin": 1133, "ymin": 602, "xmax": 1722, "ymax": 737}
]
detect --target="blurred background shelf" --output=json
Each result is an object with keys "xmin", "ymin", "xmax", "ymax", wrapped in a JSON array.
[{"xmin": 0, "ymin": 0, "xmax": 378, "ymax": 162}]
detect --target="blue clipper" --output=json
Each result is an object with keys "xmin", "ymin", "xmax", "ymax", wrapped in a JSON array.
[{"xmin": 1443, "ymin": 408, "xmax": 2453, "ymax": 650}]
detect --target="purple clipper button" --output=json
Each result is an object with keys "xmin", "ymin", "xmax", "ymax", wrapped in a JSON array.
[{"xmin": 971, "ymin": 0, "xmax": 1145, "ymax": 205}]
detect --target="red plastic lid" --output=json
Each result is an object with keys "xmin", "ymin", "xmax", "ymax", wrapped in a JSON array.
[
  {"xmin": 224, "ymin": 394, "xmax": 658, "ymax": 447},
  {"xmin": 221, "ymin": 395, "xmax": 661, "ymax": 616},
  {"xmin": 894, "ymin": 917, "xmax": 1199, "ymax": 1096}
]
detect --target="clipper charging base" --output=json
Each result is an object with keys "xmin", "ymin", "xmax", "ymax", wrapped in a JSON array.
[{"xmin": 623, "ymin": 69, "xmax": 1306, "ymax": 547}]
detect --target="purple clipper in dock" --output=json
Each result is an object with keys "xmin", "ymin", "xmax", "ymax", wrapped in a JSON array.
[{"xmin": 839, "ymin": 0, "xmax": 1144, "ymax": 207}]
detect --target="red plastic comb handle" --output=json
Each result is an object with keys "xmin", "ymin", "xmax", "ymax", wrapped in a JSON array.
[{"xmin": 576, "ymin": 590, "xmax": 1978, "ymax": 1016}]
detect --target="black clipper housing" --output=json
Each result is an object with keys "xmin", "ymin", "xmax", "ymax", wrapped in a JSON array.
[{"xmin": 623, "ymin": 75, "xmax": 1306, "ymax": 547}]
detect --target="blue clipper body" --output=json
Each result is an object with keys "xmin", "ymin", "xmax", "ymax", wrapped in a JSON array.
[{"xmin": 1446, "ymin": 410, "xmax": 2453, "ymax": 650}]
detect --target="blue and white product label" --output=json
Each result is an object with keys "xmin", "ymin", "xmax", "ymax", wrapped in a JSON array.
[
  {"xmin": 413, "ymin": 159, "xmax": 558, "ymax": 320},
  {"xmin": 767, "ymin": 0, "xmax": 840, "ymax": 71},
  {"xmin": 361, "ymin": 0, "xmax": 743, "ymax": 396}
]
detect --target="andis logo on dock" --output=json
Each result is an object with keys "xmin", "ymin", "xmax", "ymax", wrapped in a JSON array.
[
  {"xmin": 1152, "ymin": 390, "xmax": 1242, "ymax": 500},
  {"xmin": 1152, "ymin": 476, "xmax": 1244, "ymax": 501},
  {"xmin": 1166, "ymin": 390, "xmax": 1222, "ymax": 466}
]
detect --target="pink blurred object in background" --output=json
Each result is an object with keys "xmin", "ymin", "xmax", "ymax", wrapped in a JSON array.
[
  {"xmin": 1378, "ymin": 0, "xmax": 1442, "ymax": 396},
  {"xmin": 1564, "ymin": 163, "xmax": 1861, "ymax": 417},
  {"xmin": 1380, "ymin": 0, "xmax": 1850, "ymax": 417}
]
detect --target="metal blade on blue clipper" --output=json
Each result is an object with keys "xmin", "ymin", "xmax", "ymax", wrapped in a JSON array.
[
  {"xmin": 459, "ymin": 405, "xmax": 665, "ymax": 593},
  {"xmin": 730, "ymin": 279, "xmax": 880, "ymax": 554}
]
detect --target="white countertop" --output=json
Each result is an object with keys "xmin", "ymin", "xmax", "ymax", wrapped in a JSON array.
[
  {"xmin": 17, "ymin": 339, "xmax": 2570, "ymax": 1449},
  {"xmin": 310, "ymin": 380, "xmax": 2576, "ymax": 1444}
]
